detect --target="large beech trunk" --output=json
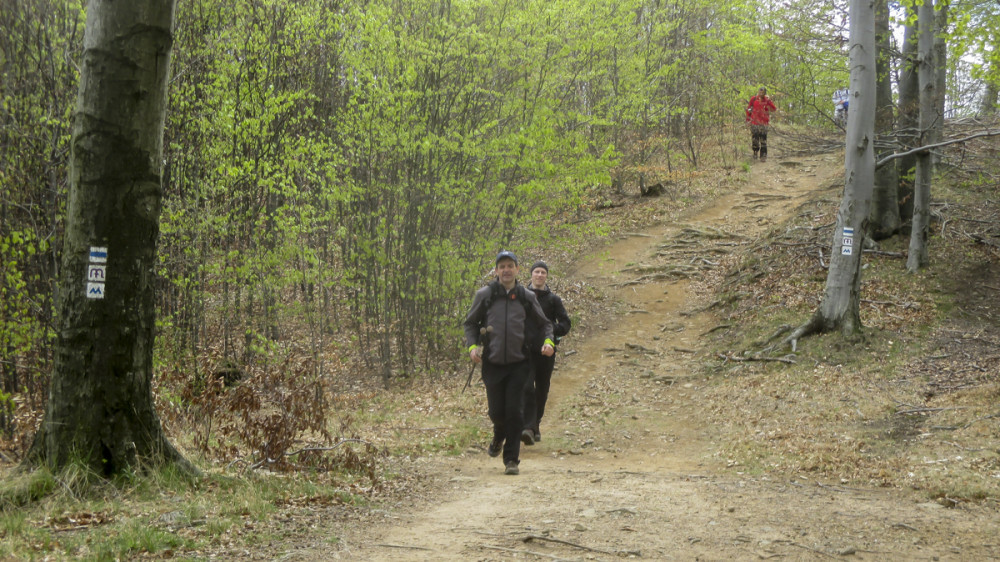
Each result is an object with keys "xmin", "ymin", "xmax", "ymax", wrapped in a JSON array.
[{"xmin": 25, "ymin": 0, "xmax": 191, "ymax": 476}]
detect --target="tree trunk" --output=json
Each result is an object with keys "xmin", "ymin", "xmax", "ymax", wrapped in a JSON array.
[
  {"xmin": 24, "ymin": 0, "xmax": 192, "ymax": 476},
  {"xmin": 981, "ymin": 74, "xmax": 999, "ymax": 116},
  {"xmin": 896, "ymin": 9, "xmax": 919, "ymax": 234},
  {"xmin": 785, "ymin": 0, "xmax": 875, "ymax": 345},
  {"xmin": 869, "ymin": 0, "xmax": 900, "ymax": 240},
  {"xmin": 931, "ymin": 1, "xmax": 948, "ymax": 165},
  {"xmin": 907, "ymin": 0, "xmax": 936, "ymax": 272}
]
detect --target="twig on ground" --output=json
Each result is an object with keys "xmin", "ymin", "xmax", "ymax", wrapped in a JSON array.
[
  {"xmin": 942, "ymin": 441, "xmax": 988, "ymax": 452},
  {"xmin": 861, "ymin": 299, "xmax": 916, "ymax": 308},
  {"xmin": 789, "ymin": 542, "xmax": 838, "ymax": 559},
  {"xmin": 249, "ymin": 439, "xmax": 374, "ymax": 470},
  {"xmin": 700, "ymin": 324, "xmax": 732, "ymax": 336},
  {"xmin": 625, "ymin": 343, "xmax": 657, "ymax": 354},
  {"xmin": 718, "ymin": 352, "xmax": 796, "ymax": 364},
  {"xmin": 961, "ymin": 413, "xmax": 998, "ymax": 430},
  {"xmin": 286, "ymin": 439, "xmax": 372, "ymax": 457},
  {"xmin": 863, "ymin": 249, "xmax": 905, "ymax": 257},
  {"xmin": 895, "ymin": 407, "xmax": 964, "ymax": 416},
  {"xmin": 373, "ymin": 543, "xmax": 434, "ymax": 551},
  {"xmin": 523, "ymin": 534, "xmax": 620, "ymax": 556},
  {"xmin": 766, "ymin": 324, "xmax": 793, "ymax": 343},
  {"xmin": 481, "ymin": 545, "xmax": 576, "ymax": 561}
]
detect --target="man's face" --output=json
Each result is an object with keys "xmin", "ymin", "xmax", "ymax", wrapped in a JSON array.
[
  {"xmin": 758, "ymin": 88, "xmax": 766, "ymax": 96},
  {"xmin": 531, "ymin": 267, "xmax": 548, "ymax": 288},
  {"xmin": 496, "ymin": 258, "xmax": 518, "ymax": 285}
]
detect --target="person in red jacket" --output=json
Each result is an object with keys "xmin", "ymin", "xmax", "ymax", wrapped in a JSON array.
[{"xmin": 746, "ymin": 86, "xmax": 777, "ymax": 162}]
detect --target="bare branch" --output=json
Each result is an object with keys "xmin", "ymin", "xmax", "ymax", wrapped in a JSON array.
[{"xmin": 876, "ymin": 130, "xmax": 1000, "ymax": 168}]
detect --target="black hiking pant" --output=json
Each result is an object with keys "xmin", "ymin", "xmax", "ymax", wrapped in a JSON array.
[
  {"xmin": 523, "ymin": 352, "xmax": 555, "ymax": 436},
  {"xmin": 482, "ymin": 359, "xmax": 529, "ymax": 465},
  {"xmin": 750, "ymin": 124, "xmax": 769, "ymax": 158}
]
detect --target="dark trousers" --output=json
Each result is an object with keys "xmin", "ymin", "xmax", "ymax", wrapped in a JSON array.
[
  {"xmin": 482, "ymin": 360, "xmax": 529, "ymax": 464},
  {"xmin": 750, "ymin": 124, "xmax": 769, "ymax": 158},
  {"xmin": 523, "ymin": 352, "xmax": 555, "ymax": 434}
]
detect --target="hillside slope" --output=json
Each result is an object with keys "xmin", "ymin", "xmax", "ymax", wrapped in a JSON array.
[{"xmin": 295, "ymin": 153, "xmax": 1000, "ymax": 560}]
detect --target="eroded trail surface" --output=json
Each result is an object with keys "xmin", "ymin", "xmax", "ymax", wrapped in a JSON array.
[{"xmin": 310, "ymin": 155, "xmax": 998, "ymax": 561}]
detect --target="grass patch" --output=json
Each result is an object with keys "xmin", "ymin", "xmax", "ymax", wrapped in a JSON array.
[{"xmin": 0, "ymin": 459, "xmax": 382, "ymax": 560}]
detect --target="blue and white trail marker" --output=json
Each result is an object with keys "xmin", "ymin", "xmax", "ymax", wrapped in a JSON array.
[
  {"xmin": 86, "ymin": 246, "xmax": 108, "ymax": 299},
  {"xmin": 841, "ymin": 226, "xmax": 855, "ymax": 256},
  {"xmin": 89, "ymin": 246, "xmax": 108, "ymax": 263}
]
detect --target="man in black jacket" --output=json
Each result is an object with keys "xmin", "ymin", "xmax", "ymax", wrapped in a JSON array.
[
  {"xmin": 521, "ymin": 261, "xmax": 571, "ymax": 446},
  {"xmin": 465, "ymin": 251, "xmax": 554, "ymax": 475}
]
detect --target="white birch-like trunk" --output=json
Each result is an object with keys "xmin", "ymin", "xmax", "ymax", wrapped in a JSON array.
[
  {"xmin": 815, "ymin": 0, "xmax": 877, "ymax": 335},
  {"xmin": 784, "ymin": 0, "xmax": 876, "ymax": 346}
]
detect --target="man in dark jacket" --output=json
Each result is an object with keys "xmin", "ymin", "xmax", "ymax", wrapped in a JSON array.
[
  {"xmin": 465, "ymin": 251, "xmax": 554, "ymax": 475},
  {"xmin": 521, "ymin": 261, "xmax": 571, "ymax": 446}
]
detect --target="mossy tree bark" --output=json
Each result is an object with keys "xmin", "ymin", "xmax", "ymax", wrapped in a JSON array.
[{"xmin": 24, "ymin": 0, "xmax": 192, "ymax": 476}]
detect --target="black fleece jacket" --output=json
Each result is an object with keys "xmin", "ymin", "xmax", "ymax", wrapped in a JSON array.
[{"xmin": 526, "ymin": 284, "xmax": 570, "ymax": 344}]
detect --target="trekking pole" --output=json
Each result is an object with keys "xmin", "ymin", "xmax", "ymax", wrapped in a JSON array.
[{"xmin": 463, "ymin": 326, "xmax": 493, "ymax": 393}]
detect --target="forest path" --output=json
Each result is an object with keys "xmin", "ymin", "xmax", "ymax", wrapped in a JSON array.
[{"xmin": 304, "ymin": 154, "xmax": 997, "ymax": 561}]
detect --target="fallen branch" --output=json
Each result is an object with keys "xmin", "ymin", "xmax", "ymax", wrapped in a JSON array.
[
  {"xmin": 250, "ymin": 439, "xmax": 374, "ymax": 470},
  {"xmin": 895, "ymin": 407, "xmax": 965, "ymax": 416},
  {"xmin": 860, "ymin": 299, "xmax": 916, "ymax": 308},
  {"xmin": 625, "ymin": 342, "xmax": 656, "ymax": 354},
  {"xmin": 373, "ymin": 543, "xmax": 434, "ymax": 551},
  {"xmin": 766, "ymin": 324, "xmax": 793, "ymax": 343},
  {"xmin": 286, "ymin": 439, "xmax": 372, "ymax": 457},
  {"xmin": 790, "ymin": 542, "xmax": 838, "ymax": 559},
  {"xmin": 700, "ymin": 324, "xmax": 732, "ymax": 336},
  {"xmin": 523, "ymin": 534, "xmax": 619, "ymax": 556},
  {"xmin": 717, "ymin": 352, "xmax": 796, "ymax": 364},
  {"xmin": 961, "ymin": 412, "xmax": 998, "ymax": 430},
  {"xmin": 863, "ymin": 249, "xmax": 905, "ymax": 257},
  {"xmin": 481, "ymin": 545, "xmax": 574, "ymax": 561}
]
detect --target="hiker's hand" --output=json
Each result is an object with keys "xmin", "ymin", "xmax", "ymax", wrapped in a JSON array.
[
  {"xmin": 541, "ymin": 343, "xmax": 554, "ymax": 357},
  {"xmin": 470, "ymin": 347, "xmax": 482, "ymax": 363}
]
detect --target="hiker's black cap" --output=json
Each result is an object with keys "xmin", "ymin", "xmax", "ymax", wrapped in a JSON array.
[
  {"xmin": 530, "ymin": 261, "xmax": 548, "ymax": 273},
  {"xmin": 495, "ymin": 250, "xmax": 518, "ymax": 265}
]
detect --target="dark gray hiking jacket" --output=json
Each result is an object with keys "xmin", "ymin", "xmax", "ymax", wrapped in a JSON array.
[{"xmin": 464, "ymin": 281, "xmax": 553, "ymax": 365}]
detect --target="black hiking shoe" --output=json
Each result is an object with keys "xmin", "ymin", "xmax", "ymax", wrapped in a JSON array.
[
  {"xmin": 488, "ymin": 437, "xmax": 503, "ymax": 457},
  {"xmin": 534, "ymin": 430, "xmax": 541, "ymax": 442},
  {"xmin": 504, "ymin": 461, "xmax": 520, "ymax": 475},
  {"xmin": 520, "ymin": 429, "xmax": 535, "ymax": 446}
]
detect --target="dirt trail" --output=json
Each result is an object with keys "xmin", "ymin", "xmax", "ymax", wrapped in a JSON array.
[{"xmin": 308, "ymin": 155, "xmax": 999, "ymax": 561}]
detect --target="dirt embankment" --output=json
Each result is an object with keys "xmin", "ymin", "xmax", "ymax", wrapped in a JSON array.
[{"xmin": 298, "ymin": 153, "xmax": 999, "ymax": 561}]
